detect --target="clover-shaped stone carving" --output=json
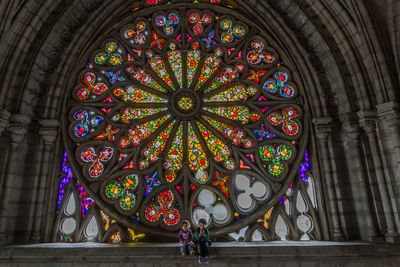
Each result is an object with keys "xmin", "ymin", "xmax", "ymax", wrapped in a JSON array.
[
  {"xmin": 105, "ymin": 174, "xmax": 138, "ymax": 211},
  {"xmin": 233, "ymin": 173, "xmax": 270, "ymax": 213},
  {"xmin": 263, "ymin": 71, "xmax": 296, "ymax": 98},
  {"xmin": 155, "ymin": 13, "xmax": 179, "ymax": 36},
  {"xmin": 247, "ymin": 40, "xmax": 275, "ymax": 65},
  {"xmin": 267, "ymin": 107, "xmax": 300, "ymax": 136},
  {"xmin": 123, "ymin": 22, "xmax": 147, "ymax": 45},
  {"xmin": 259, "ymin": 144, "xmax": 293, "ymax": 177},
  {"xmin": 219, "ymin": 18, "xmax": 246, "ymax": 44},
  {"xmin": 72, "ymin": 110, "xmax": 103, "ymax": 138},
  {"xmin": 188, "ymin": 12, "xmax": 211, "ymax": 35},
  {"xmin": 94, "ymin": 41, "xmax": 123, "ymax": 66},
  {"xmin": 76, "ymin": 73, "xmax": 108, "ymax": 100},
  {"xmin": 145, "ymin": 189, "xmax": 180, "ymax": 226},
  {"xmin": 192, "ymin": 188, "xmax": 230, "ymax": 226},
  {"xmin": 81, "ymin": 147, "xmax": 114, "ymax": 178}
]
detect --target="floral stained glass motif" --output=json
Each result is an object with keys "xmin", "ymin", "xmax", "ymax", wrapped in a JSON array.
[
  {"xmin": 205, "ymin": 106, "xmax": 259, "ymax": 124},
  {"xmin": 259, "ymin": 144, "xmax": 292, "ymax": 177},
  {"xmin": 147, "ymin": 50, "xmax": 175, "ymax": 90},
  {"xmin": 204, "ymin": 64, "xmax": 244, "ymax": 93},
  {"xmin": 95, "ymin": 42, "xmax": 123, "ymax": 66},
  {"xmin": 263, "ymin": 71, "xmax": 296, "ymax": 98},
  {"xmin": 267, "ymin": 108, "xmax": 299, "ymax": 136},
  {"xmin": 165, "ymin": 124, "xmax": 184, "ymax": 182},
  {"xmin": 106, "ymin": 174, "xmax": 138, "ymax": 210},
  {"xmin": 187, "ymin": 44, "xmax": 201, "ymax": 87},
  {"xmin": 197, "ymin": 122, "xmax": 234, "ymax": 169},
  {"xmin": 219, "ymin": 18, "xmax": 246, "ymax": 43},
  {"xmin": 139, "ymin": 122, "xmax": 175, "ymax": 169},
  {"xmin": 145, "ymin": 190, "xmax": 180, "ymax": 226},
  {"xmin": 81, "ymin": 147, "xmax": 114, "ymax": 178},
  {"xmin": 119, "ymin": 116, "xmax": 169, "ymax": 148},
  {"xmin": 188, "ymin": 124, "xmax": 208, "ymax": 171},
  {"xmin": 72, "ymin": 110, "xmax": 103, "ymax": 138},
  {"xmin": 112, "ymin": 108, "xmax": 166, "ymax": 123},
  {"xmin": 205, "ymin": 85, "xmax": 257, "ymax": 102},
  {"xmin": 196, "ymin": 49, "xmax": 222, "ymax": 89},
  {"xmin": 77, "ymin": 73, "xmax": 108, "ymax": 100},
  {"xmin": 123, "ymin": 22, "xmax": 147, "ymax": 45},
  {"xmin": 189, "ymin": 13, "xmax": 212, "ymax": 35},
  {"xmin": 66, "ymin": 5, "xmax": 307, "ymax": 239},
  {"xmin": 203, "ymin": 116, "xmax": 253, "ymax": 148},
  {"xmin": 168, "ymin": 44, "xmax": 183, "ymax": 88},
  {"xmin": 126, "ymin": 65, "xmax": 167, "ymax": 93},
  {"xmin": 114, "ymin": 86, "xmax": 166, "ymax": 103}
]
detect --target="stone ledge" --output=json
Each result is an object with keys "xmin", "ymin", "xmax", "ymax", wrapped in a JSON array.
[{"xmin": 0, "ymin": 241, "xmax": 400, "ymax": 266}]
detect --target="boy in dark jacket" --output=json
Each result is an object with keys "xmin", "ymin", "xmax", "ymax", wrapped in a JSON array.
[{"xmin": 195, "ymin": 218, "xmax": 210, "ymax": 264}]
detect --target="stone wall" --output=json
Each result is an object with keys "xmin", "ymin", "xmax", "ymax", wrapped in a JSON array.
[{"xmin": 0, "ymin": 0, "xmax": 399, "ymax": 244}]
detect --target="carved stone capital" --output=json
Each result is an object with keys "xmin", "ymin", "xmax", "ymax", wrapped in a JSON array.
[
  {"xmin": 8, "ymin": 114, "xmax": 31, "ymax": 144},
  {"xmin": 0, "ymin": 110, "xmax": 12, "ymax": 135},
  {"xmin": 376, "ymin": 101, "xmax": 400, "ymax": 128},
  {"xmin": 357, "ymin": 110, "xmax": 377, "ymax": 134},
  {"xmin": 312, "ymin": 117, "xmax": 333, "ymax": 141},
  {"xmin": 39, "ymin": 120, "xmax": 60, "ymax": 145},
  {"xmin": 340, "ymin": 113, "xmax": 360, "ymax": 141}
]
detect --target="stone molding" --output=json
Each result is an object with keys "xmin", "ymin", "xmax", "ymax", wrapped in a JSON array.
[
  {"xmin": 312, "ymin": 117, "xmax": 333, "ymax": 140},
  {"xmin": 7, "ymin": 114, "xmax": 31, "ymax": 144},
  {"xmin": 357, "ymin": 110, "xmax": 378, "ymax": 134},
  {"xmin": 39, "ymin": 120, "xmax": 59, "ymax": 145},
  {"xmin": 376, "ymin": 102, "xmax": 400, "ymax": 127},
  {"xmin": 0, "ymin": 109, "xmax": 12, "ymax": 135},
  {"xmin": 340, "ymin": 113, "xmax": 361, "ymax": 141}
]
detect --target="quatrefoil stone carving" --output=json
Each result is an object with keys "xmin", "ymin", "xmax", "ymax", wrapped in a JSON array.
[
  {"xmin": 145, "ymin": 189, "xmax": 180, "ymax": 226},
  {"xmin": 81, "ymin": 147, "xmax": 114, "ymax": 178},
  {"xmin": 192, "ymin": 188, "xmax": 230, "ymax": 226},
  {"xmin": 233, "ymin": 173, "xmax": 270, "ymax": 213},
  {"xmin": 124, "ymin": 22, "xmax": 147, "ymax": 45}
]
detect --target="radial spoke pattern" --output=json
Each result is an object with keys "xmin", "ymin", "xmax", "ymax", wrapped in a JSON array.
[{"xmin": 66, "ymin": 3, "xmax": 306, "ymax": 237}]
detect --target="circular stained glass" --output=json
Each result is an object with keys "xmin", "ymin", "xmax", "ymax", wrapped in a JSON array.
[{"xmin": 65, "ymin": 2, "xmax": 306, "ymax": 237}]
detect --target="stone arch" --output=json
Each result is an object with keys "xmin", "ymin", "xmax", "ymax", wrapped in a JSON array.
[{"xmin": 0, "ymin": 0, "xmax": 399, "ymax": 243}]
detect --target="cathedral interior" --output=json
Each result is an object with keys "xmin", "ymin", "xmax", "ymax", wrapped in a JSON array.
[{"xmin": 0, "ymin": 0, "xmax": 400, "ymax": 266}]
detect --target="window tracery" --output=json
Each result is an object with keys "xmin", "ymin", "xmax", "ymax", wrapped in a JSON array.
[{"xmin": 56, "ymin": 0, "xmax": 321, "ymax": 242}]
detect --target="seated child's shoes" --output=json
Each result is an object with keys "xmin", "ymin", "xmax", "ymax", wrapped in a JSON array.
[{"xmin": 198, "ymin": 257, "xmax": 202, "ymax": 264}]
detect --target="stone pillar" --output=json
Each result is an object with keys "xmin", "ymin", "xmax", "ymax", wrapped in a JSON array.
[
  {"xmin": 358, "ymin": 110, "xmax": 400, "ymax": 242},
  {"xmin": 0, "ymin": 110, "xmax": 12, "ymax": 187},
  {"xmin": 30, "ymin": 120, "xmax": 59, "ymax": 243},
  {"xmin": 0, "ymin": 114, "xmax": 31, "ymax": 244},
  {"xmin": 376, "ymin": 101, "xmax": 400, "ymax": 232},
  {"xmin": 0, "ymin": 110, "xmax": 11, "ymax": 135},
  {"xmin": 340, "ymin": 114, "xmax": 382, "ymax": 241},
  {"xmin": 313, "ymin": 117, "xmax": 345, "ymax": 241}
]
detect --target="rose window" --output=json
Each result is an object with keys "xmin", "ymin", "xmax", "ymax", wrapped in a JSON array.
[{"xmin": 65, "ymin": 2, "xmax": 307, "ymax": 238}]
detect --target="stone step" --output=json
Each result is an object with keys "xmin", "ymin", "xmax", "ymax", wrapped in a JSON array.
[{"xmin": 1, "ymin": 241, "xmax": 400, "ymax": 266}]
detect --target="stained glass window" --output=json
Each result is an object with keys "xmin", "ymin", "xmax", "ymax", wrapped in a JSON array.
[{"xmin": 61, "ymin": 0, "xmax": 319, "ymax": 241}]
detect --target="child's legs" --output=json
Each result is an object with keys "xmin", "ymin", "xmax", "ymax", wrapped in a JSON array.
[
  {"xmin": 198, "ymin": 241, "xmax": 209, "ymax": 257},
  {"xmin": 180, "ymin": 245, "xmax": 187, "ymax": 254},
  {"xmin": 187, "ymin": 244, "xmax": 194, "ymax": 252}
]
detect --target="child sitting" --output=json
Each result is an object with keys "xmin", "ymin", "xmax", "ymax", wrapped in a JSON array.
[
  {"xmin": 195, "ymin": 218, "xmax": 210, "ymax": 264},
  {"xmin": 179, "ymin": 220, "xmax": 195, "ymax": 256}
]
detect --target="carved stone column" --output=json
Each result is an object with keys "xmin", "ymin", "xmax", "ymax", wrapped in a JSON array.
[
  {"xmin": 313, "ymin": 117, "xmax": 345, "ymax": 240},
  {"xmin": 0, "ymin": 114, "xmax": 31, "ymax": 244},
  {"xmin": 0, "ymin": 110, "xmax": 12, "ymax": 188},
  {"xmin": 30, "ymin": 120, "xmax": 59, "ymax": 243},
  {"xmin": 376, "ymin": 101, "xmax": 400, "ymax": 232},
  {"xmin": 340, "ymin": 114, "xmax": 382, "ymax": 241},
  {"xmin": 0, "ymin": 110, "xmax": 11, "ymax": 135},
  {"xmin": 358, "ymin": 110, "xmax": 400, "ymax": 242}
]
